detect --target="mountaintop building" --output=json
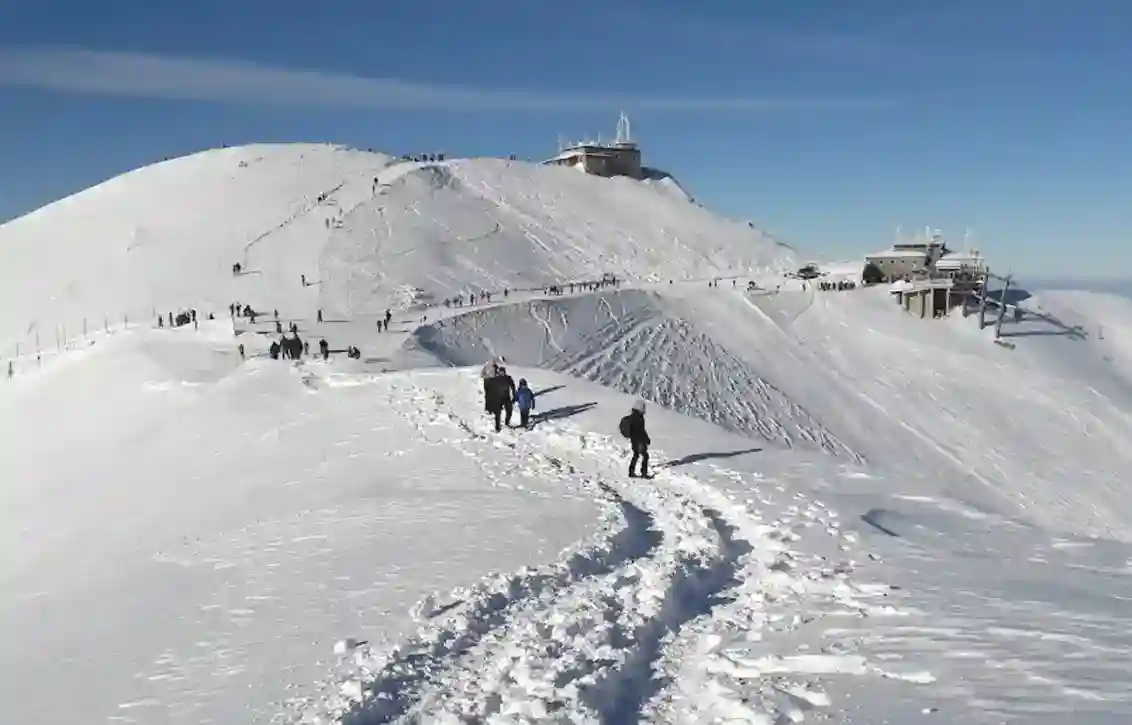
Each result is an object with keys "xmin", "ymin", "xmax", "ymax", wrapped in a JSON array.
[{"xmin": 542, "ymin": 113, "xmax": 644, "ymax": 180}]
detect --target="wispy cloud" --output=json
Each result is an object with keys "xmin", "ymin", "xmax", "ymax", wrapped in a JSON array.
[{"xmin": 0, "ymin": 46, "xmax": 892, "ymax": 112}]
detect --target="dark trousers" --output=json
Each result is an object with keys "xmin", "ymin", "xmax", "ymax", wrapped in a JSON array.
[
  {"xmin": 629, "ymin": 440, "xmax": 649, "ymax": 476},
  {"xmin": 490, "ymin": 403, "xmax": 514, "ymax": 432},
  {"xmin": 519, "ymin": 408, "xmax": 531, "ymax": 428},
  {"xmin": 483, "ymin": 380, "xmax": 491, "ymax": 412}
]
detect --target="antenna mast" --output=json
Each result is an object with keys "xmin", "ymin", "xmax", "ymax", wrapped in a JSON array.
[{"xmin": 616, "ymin": 111, "xmax": 633, "ymax": 144}]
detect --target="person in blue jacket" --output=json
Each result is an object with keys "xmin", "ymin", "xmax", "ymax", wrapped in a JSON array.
[{"xmin": 515, "ymin": 378, "xmax": 536, "ymax": 428}]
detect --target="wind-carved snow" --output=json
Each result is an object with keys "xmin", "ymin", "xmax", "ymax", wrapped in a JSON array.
[{"xmin": 407, "ymin": 290, "xmax": 862, "ymax": 461}]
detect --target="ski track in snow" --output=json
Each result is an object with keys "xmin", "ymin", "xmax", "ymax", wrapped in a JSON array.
[{"xmin": 294, "ymin": 371, "xmax": 913, "ymax": 725}]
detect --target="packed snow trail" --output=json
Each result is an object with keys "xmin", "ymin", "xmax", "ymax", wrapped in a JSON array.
[{"xmin": 296, "ymin": 370, "xmax": 898, "ymax": 725}]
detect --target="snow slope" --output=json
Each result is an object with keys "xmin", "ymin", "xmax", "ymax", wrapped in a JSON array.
[
  {"xmin": 320, "ymin": 159, "xmax": 792, "ymax": 315},
  {"xmin": 660, "ymin": 284, "xmax": 1132, "ymax": 542},
  {"xmin": 5, "ymin": 142, "xmax": 1132, "ymax": 723},
  {"xmin": 0, "ymin": 144, "xmax": 395, "ymax": 355}
]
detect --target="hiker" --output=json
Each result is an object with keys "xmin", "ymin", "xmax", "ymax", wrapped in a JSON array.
[
  {"xmin": 515, "ymin": 378, "xmax": 535, "ymax": 428},
  {"xmin": 620, "ymin": 400, "xmax": 652, "ymax": 478},
  {"xmin": 384, "ymin": 309, "xmax": 392, "ymax": 328},
  {"xmin": 269, "ymin": 341, "xmax": 280, "ymax": 360},
  {"xmin": 480, "ymin": 356, "xmax": 504, "ymax": 412},
  {"xmin": 319, "ymin": 338, "xmax": 329, "ymax": 361},
  {"xmin": 485, "ymin": 367, "xmax": 516, "ymax": 432},
  {"xmin": 238, "ymin": 343, "xmax": 245, "ymax": 360},
  {"xmin": 301, "ymin": 274, "xmax": 307, "ymax": 287},
  {"xmin": 317, "ymin": 309, "xmax": 323, "ymax": 323}
]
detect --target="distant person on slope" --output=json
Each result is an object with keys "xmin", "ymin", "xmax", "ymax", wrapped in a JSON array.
[
  {"xmin": 515, "ymin": 378, "xmax": 535, "ymax": 429},
  {"xmin": 620, "ymin": 400, "xmax": 652, "ymax": 478}
]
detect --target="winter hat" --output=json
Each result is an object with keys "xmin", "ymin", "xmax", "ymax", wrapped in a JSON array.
[
  {"xmin": 519, "ymin": 378, "xmax": 527, "ymax": 386},
  {"xmin": 631, "ymin": 399, "xmax": 646, "ymax": 413}
]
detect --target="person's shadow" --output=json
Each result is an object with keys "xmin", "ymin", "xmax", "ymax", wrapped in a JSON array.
[
  {"xmin": 532, "ymin": 402, "xmax": 597, "ymax": 425},
  {"xmin": 663, "ymin": 448, "xmax": 762, "ymax": 468}
]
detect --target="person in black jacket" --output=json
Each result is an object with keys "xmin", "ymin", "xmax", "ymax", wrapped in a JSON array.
[
  {"xmin": 485, "ymin": 367, "xmax": 517, "ymax": 432},
  {"xmin": 626, "ymin": 399, "xmax": 651, "ymax": 478}
]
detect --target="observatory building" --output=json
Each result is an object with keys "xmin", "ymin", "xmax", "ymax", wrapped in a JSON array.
[{"xmin": 542, "ymin": 113, "xmax": 643, "ymax": 179}]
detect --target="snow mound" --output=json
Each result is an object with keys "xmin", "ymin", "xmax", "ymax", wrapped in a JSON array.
[{"xmin": 407, "ymin": 289, "xmax": 861, "ymax": 460}]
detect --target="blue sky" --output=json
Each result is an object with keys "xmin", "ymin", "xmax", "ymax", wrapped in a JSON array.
[{"xmin": 1, "ymin": 0, "xmax": 1129, "ymax": 278}]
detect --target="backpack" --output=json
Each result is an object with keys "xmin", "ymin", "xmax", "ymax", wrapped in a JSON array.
[{"xmin": 619, "ymin": 415, "xmax": 632, "ymax": 439}]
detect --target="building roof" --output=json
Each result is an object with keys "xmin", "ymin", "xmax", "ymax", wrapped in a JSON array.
[
  {"xmin": 934, "ymin": 255, "xmax": 985, "ymax": 270},
  {"xmin": 867, "ymin": 248, "xmax": 930, "ymax": 259},
  {"xmin": 891, "ymin": 278, "xmax": 955, "ymax": 293},
  {"xmin": 542, "ymin": 148, "xmax": 617, "ymax": 164}
]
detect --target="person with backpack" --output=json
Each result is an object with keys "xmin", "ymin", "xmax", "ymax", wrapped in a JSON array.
[
  {"xmin": 619, "ymin": 399, "xmax": 652, "ymax": 478},
  {"xmin": 514, "ymin": 378, "xmax": 535, "ymax": 428}
]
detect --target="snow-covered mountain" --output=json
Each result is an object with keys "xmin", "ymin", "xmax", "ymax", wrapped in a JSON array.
[{"xmin": 2, "ymin": 143, "xmax": 1132, "ymax": 725}]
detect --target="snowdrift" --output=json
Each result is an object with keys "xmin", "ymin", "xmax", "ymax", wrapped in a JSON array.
[
  {"xmin": 0, "ymin": 328, "xmax": 604, "ymax": 725},
  {"xmin": 407, "ymin": 288, "xmax": 861, "ymax": 461}
]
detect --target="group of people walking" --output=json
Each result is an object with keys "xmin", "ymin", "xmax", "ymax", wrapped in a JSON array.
[
  {"xmin": 478, "ymin": 355, "xmax": 651, "ymax": 478},
  {"xmin": 480, "ymin": 357, "xmax": 535, "ymax": 432}
]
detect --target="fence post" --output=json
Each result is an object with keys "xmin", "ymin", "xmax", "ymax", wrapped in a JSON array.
[
  {"xmin": 124, "ymin": 313, "xmax": 129, "ymax": 329},
  {"xmin": 104, "ymin": 315, "xmax": 109, "ymax": 333},
  {"xmin": 83, "ymin": 318, "xmax": 88, "ymax": 340},
  {"xmin": 977, "ymin": 269, "xmax": 990, "ymax": 329},
  {"xmin": 994, "ymin": 276, "xmax": 1012, "ymax": 340}
]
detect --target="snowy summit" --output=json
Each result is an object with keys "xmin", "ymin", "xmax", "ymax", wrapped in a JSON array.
[{"xmin": 3, "ymin": 142, "xmax": 1132, "ymax": 724}]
